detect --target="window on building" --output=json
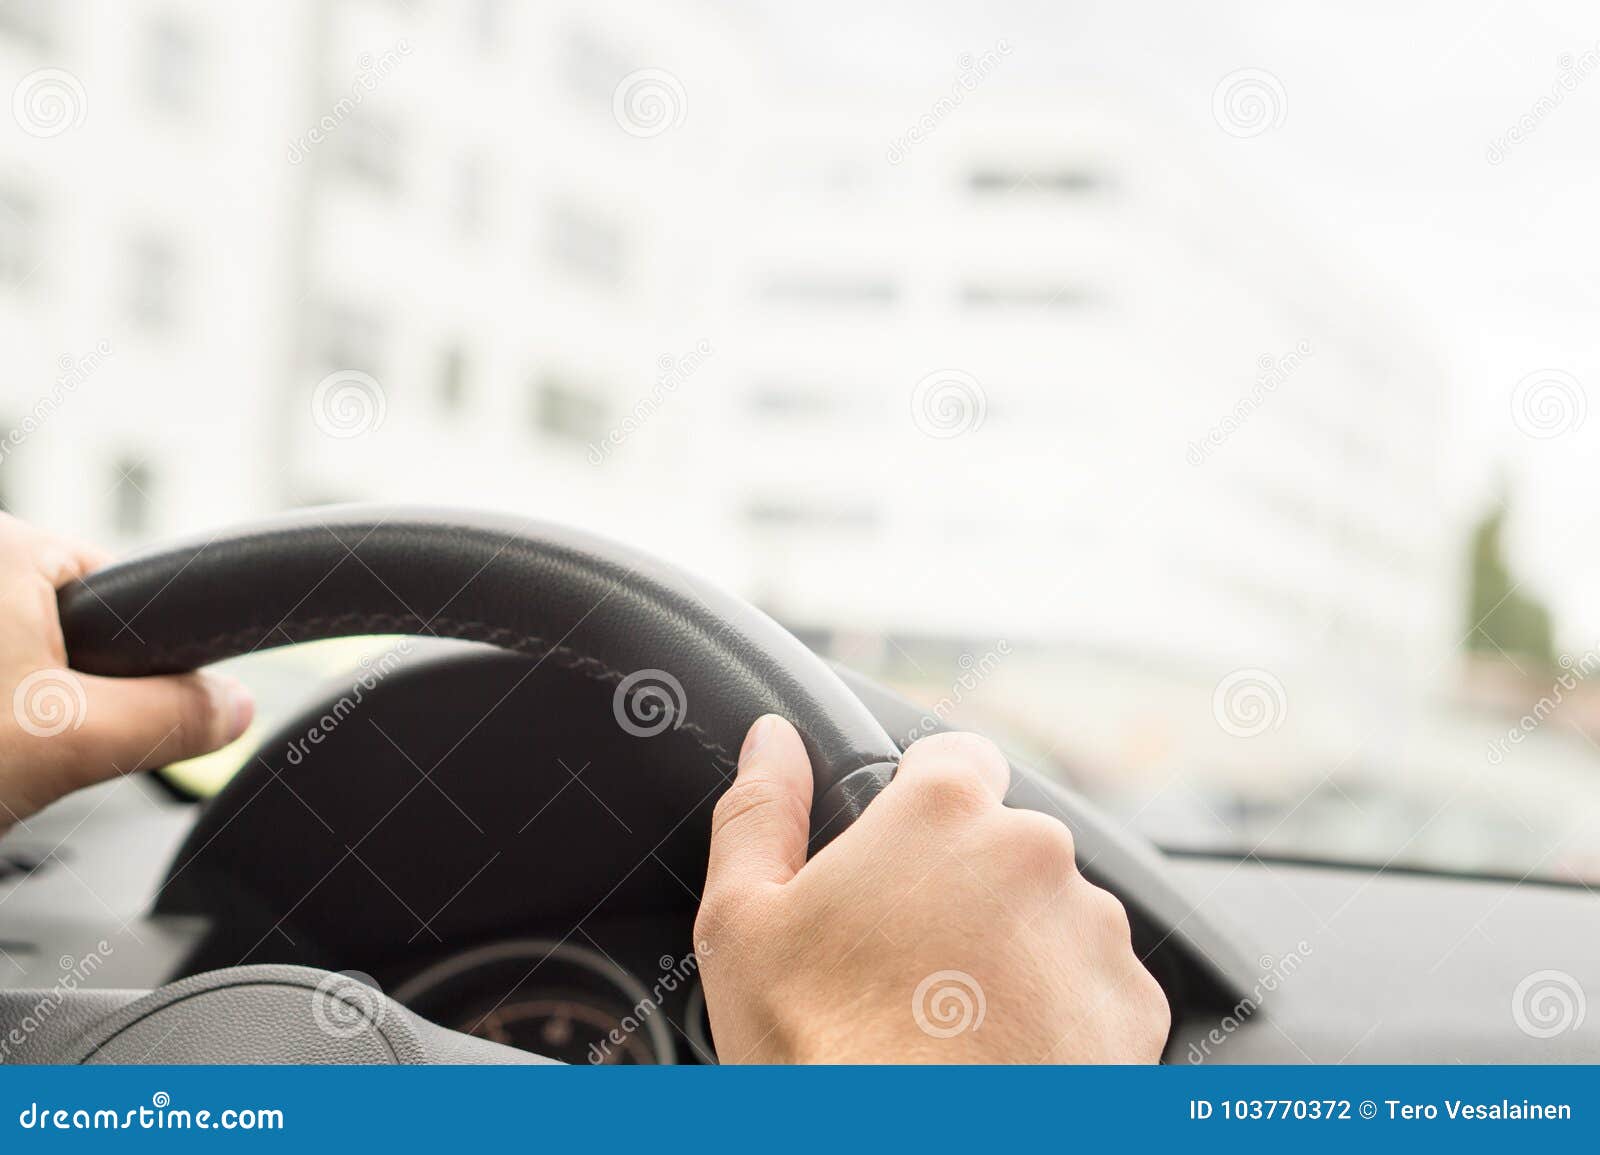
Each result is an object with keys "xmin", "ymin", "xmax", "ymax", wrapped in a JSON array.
[
  {"xmin": 533, "ymin": 375, "xmax": 606, "ymax": 444},
  {"xmin": 126, "ymin": 234, "xmax": 182, "ymax": 330},
  {"xmin": 561, "ymin": 26, "xmax": 627, "ymax": 107},
  {"xmin": 310, "ymin": 303, "xmax": 386, "ymax": 379},
  {"xmin": 959, "ymin": 282, "xmax": 1094, "ymax": 309},
  {"xmin": 110, "ymin": 458, "xmax": 153, "ymax": 536},
  {"xmin": 758, "ymin": 276, "xmax": 899, "ymax": 307},
  {"xmin": 438, "ymin": 344, "xmax": 468, "ymax": 413},
  {"xmin": 968, "ymin": 167, "xmax": 1106, "ymax": 196},
  {"xmin": 0, "ymin": 184, "xmax": 39, "ymax": 287},
  {"xmin": 747, "ymin": 387, "xmax": 838, "ymax": 418},
  {"xmin": 0, "ymin": 0, "xmax": 54, "ymax": 51},
  {"xmin": 743, "ymin": 501, "xmax": 878, "ymax": 532},
  {"xmin": 289, "ymin": 485, "xmax": 357, "ymax": 509},
  {"xmin": 332, "ymin": 112, "xmax": 403, "ymax": 193},
  {"xmin": 142, "ymin": 14, "xmax": 198, "ymax": 113},
  {"xmin": 471, "ymin": 0, "xmax": 502, "ymax": 53},
  {"xmin": 544, "ymin": 203, "xmax": 624, "ymax": 288},
  {"xmin": 455, "ymin": 155, "xmax": 485, "ymax": 237}
]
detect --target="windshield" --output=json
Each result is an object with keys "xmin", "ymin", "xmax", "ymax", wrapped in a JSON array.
[{"xmin": 4, "ymin": 2, "xmax": 1597, "ymax": 885}]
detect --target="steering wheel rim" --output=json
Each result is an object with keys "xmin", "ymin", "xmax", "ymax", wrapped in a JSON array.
[{"xmin": 56, "ymin": 505, "xmax": 901, "ymax": 840}]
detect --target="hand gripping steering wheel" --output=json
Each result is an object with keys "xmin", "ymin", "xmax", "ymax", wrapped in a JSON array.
[{"xmin": 39, "ymin": 505, "xmax": 901, "ymax": 1063}]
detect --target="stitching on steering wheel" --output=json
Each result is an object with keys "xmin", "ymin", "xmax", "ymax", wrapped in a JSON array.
[{"xmin": 137, "ymin": 611, "xmax": 740, "ymax": 771}]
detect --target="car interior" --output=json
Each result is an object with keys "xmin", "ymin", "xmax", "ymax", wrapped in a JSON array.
[{"xmin": 1, "ymin": 506, "xmax": 1594, "ymax": 1065}]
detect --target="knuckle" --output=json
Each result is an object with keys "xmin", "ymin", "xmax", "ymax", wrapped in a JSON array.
[
  {"xmin": 1133, "ymin": 967, "xmax": 1173, "ymax": 1047},
  {"xmin": 1004, "ymin": 808, "xmax": 1079, "ymax": 872},
  {"xmin": 694, "ymin": 884, "xmax": 763, "ymax": 952},
  {"xmin": 907, "ymin": 767, "xmax": 995, "ymax": 820},
  {"xmin": 168, "ymin": 678, "xmax": 218, "ymax": 752},
  {"xmin": 902, "ymin": 731, "xmax": 1007, "ymax": 779},
  {"xmin": 692, "ymin": 893, "xmax": 732, "ymax": 950},
  {"xmin": 1091, "ymin": 884, "xmax": 1133, "ymax": 941}
]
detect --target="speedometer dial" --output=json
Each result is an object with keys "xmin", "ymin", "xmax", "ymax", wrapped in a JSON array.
[
  {"xmin": 465, "ymin": 994, "xmax": 658, "ymax": 1064},
  {"xmin": 394, "ymin": 939, "xmax": 676, "ymax": 1064}
]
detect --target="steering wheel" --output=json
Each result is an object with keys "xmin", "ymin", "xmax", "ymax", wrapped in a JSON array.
[{"xmin": 39, "ymin": 505, "xmax": 903, "ymax": 1064}]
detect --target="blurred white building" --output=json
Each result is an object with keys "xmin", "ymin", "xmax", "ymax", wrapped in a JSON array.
[
  {"xmin": 0, "ymin": 0, "xmax": 749, "ymax": 556},
  {"xmin": 1, "ymin": 0, "xmax": 1458, "ymax": 767},
  {"xmin": 0, "ymin": 1, "xmax": 1453, "ymax": 672},
  {"xmin": 278, "ymin": 0, "xmax": 754, "ymax": 567},
  {"xmin": 719, "ymin": 90, "xmax": 1453, "ymax": 676},
  {"xmin": 0, "ymin": 0, "xmax": 300, "ymax": 536}
]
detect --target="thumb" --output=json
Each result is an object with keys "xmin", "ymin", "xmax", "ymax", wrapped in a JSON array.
[
  {"xmin": 705, "ymin": 715, "xmax": 815, "ymax": 896},
  {"xmin": 65, "ymin": 670, "xmax": 253, "ymax": 782}
]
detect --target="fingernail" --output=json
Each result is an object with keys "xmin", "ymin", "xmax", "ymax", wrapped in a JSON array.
[
  {"xmin": 208, "ymin": 674, "xmax": 254, "ymax": 743},
  {"xmin": 740, "ymin": 714, "xmax": 776, "ymax": 766}
]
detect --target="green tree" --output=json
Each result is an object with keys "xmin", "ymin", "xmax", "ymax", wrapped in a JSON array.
[{"xmin": 1465, "ymin": 503, "xmax": 1553, "ymax": 666}]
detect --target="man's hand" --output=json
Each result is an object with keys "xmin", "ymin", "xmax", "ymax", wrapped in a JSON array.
[
  {"xmin": 0, "ymin": 514, "xmax": 252, "ymax": 834},
  {"xmin": 695, "ymin": 715, "xmax": 1170, "ymax": 1063}
]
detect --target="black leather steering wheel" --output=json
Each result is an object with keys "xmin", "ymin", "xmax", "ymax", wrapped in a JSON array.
[
  {"xmin": 39, "ymin": 505, "xmax": 903, "ymax": 1063},
  {"xmin": 59, "ymin": 505, "xmax": 902, "ymax": 840}
]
